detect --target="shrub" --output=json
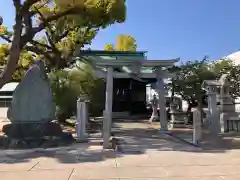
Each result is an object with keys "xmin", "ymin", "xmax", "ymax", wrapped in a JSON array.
[{"xmin": 49, "ymin": 64, "xmax": 105, "ymax": 122}]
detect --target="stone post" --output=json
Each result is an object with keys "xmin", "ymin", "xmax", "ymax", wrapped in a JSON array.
[
  {"xmin": 76, "ymin": 97, "xmax": 88, "ymax": 142},
  {"xmin": 156, "ymin": 68, "xmax": 168, "ymax": 131},
  {"xmin": 103, "ymin": 67, "xmax": 113, "ymax": 148},
  {"xmin": 193, "ymin": 109, "xmax": 201, "ymax": 145}
]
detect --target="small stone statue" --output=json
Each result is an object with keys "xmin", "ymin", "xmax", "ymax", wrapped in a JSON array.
[{"xmin": 149, "ymin": 94, "xmax": 158, "ymax": 123}]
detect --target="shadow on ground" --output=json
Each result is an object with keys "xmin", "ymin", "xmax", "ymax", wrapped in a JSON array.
[
  {"xmin": 0, "ymin": 120, "xmax": 114, "ymax": 165},
  {"xmin": 1, "ymin": 119, "xmax": 240, "ymax": 165},
  {"xmin": 166, "ymin": 126, "xmax": 240, "ymax": 151},
  {"xmin": 0, "ymin": 135, "xmax": 119, "ymax": 164},
  {"xmin": 112, "ymin": 119, "xmax": 240, "ymax": 155}
]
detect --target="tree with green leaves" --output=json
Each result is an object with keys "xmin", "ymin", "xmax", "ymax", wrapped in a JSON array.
[
  {"xmin": 211, "ymin": 59, "xmax": 240, "ymax": 98},
  {"xmin": 104, "ymin": 34, "xmax": 137, "ymax": 51},
  {"xmin": 228, "ymin": 65, "xmax": 240, "ymax": 98},
  {"xmin": 0, "ymin": 0, "xmax": 126, "ymax": 87},
  {"xmin": 210, "ymin": 58, "xmax": 233, "ymax": 78},
  {"xmin": 170, "ymin": 57, "xmax": 216, "ymax": 112},
  {"xmin": 209, "ymin": 58, "xmax": 240, "ymax": 98},
  {"xmin": 49, "ymin": 63, "xmax": 96, "ymax": 121},
  {"xmin": 170, "ymin": 57, "xmax": 240, "ymax": 118},
  {"xmin": 0, "ymin": 43, "xmax": 35, "ymax": 81}
]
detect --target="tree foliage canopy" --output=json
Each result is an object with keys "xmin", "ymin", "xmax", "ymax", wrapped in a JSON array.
[
  {"xmin": 0, "ymin": 44, "xmax": 35, "ymax": 81},
  {"xmin": 209, "ymin": 58, "xmax": 233, "ymax": 78},
  {"xmin": 104, "ymin": 34, "xmax": 137, "ymax": 51},
  {"xmin": 170, "ymin": 58, "xmax": 215, "ymax": 104},
  {"xmin": 170, "ymin": 57, "xmax": 240, "ymax": 110},
  {"xmin": 0, "ymin": 0, "xmax": 126, "ymax": 86}
]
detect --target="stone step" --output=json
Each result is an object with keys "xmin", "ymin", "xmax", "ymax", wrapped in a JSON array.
[
  {"xmin": 171, "ymin": 124, "xmax": 188, "ymax": 128},
  {"xmin": 169, "ymin": 121, "xmax": 188, "ymax": 128}
]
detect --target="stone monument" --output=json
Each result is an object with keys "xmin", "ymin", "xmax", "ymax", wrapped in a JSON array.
[
  {"xmin": 1, "ymin": 61, "xmax": 73, "ymax": 149},
  {"xmin": 7, "ymin": 60, "xmax": 55, "ymax": 122}
]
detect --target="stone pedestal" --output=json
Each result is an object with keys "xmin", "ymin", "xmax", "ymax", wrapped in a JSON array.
[
  {"xmin": 1, "ymin": 122, "xmax": 73, "ymax": 149},
  {"xmin": 169, "ymin": 104, "xmax": 188, "ymax": 128},
  {"xmin": 226, "ymin": 115, "xmax": 240, "ymax": 132},
  {"xmin": 206, "ymin": 85, "xmax": 220, "ymax": 134},
  {"xmin": 2, "ymin": 122, "xmax": 62, "ymax": 138},
  {"xmin": 220, "ymin": 112, "xmax": 240, "ymax": 133},
  {"xmin": 208, "ymin": 93, "xmax": 217, "ymax": 115},
  {"xmin": 170, "ymin": 112, "xmax": 188, "ymax": 128},
  {"xmin": 209, "ymin": 110, "xmax": 221, "ymax": 134}
]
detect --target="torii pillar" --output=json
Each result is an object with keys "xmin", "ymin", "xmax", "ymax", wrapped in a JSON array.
[
  {"xmin": 103, "ymin": 66, "xmax": 113, "ymax": 148},
  {"xmin": 156, "ymin": 67, "xmax": 168, "ymax": 131}
]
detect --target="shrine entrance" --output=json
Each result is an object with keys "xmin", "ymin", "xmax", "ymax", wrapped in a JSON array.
[
  {"xmin": 83, "ymin": 50, "xmax": 179, "ymax": 148},
  {"xmin": 112, "ymin": 78, "xmax": 149, "ymax": 116}
]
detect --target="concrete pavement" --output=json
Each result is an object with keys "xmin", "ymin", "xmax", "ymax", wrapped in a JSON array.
[
  {"xmin": 1, "ymin": 121, "xmax": 240, "ymax": 179},
  {"xmin": 2, "ymin": 148, "xmax": 240, "ymax": 179}
]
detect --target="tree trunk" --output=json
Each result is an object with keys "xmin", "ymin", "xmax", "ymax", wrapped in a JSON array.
[{"xmin": 0, "ymin": 14, "xmax": 22, "ymax": 89}]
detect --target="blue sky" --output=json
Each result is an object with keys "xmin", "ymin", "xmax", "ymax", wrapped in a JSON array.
[{"xmin": 1, "ymin": 0, "xmax": 240, "ymax": 61}]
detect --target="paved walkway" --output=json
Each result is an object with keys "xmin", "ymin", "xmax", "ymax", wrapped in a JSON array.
[{"xmin": 1, "ymin": 121, "xmax": 240, "ymax": 179}]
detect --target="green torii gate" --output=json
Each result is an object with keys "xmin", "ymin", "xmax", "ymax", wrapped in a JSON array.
[{"xmin": 88, "ymin": 56, "xmax": 179, "ymax": 148}]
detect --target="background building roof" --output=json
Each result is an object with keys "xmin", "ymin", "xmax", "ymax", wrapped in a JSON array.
[{"xmin": 225, "ymin": 51, "xmax": 240, "ymax": 65}]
